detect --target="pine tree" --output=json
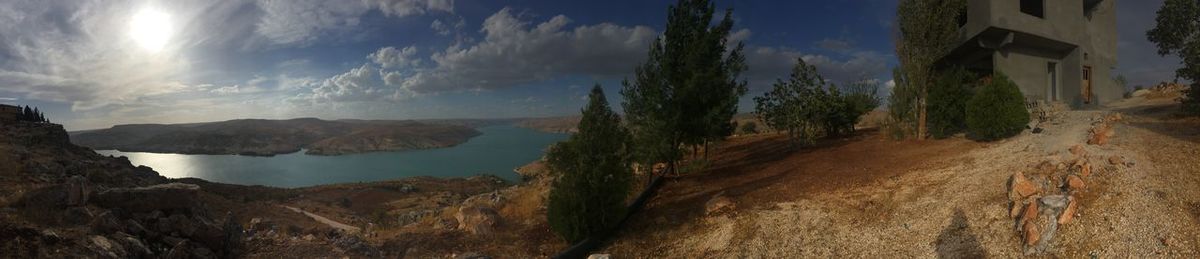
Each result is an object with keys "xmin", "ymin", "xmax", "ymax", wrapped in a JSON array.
[
  {"xmin": 621, "ymin": 0, "xmax": 746, "ymax": 175},
  {"xmin": 22, "ymin": 106, "xmax": 32, "ymax": 122},
  {"xmin": 546, "ymin": 84, "xmax": 633, "ymax": 243}
]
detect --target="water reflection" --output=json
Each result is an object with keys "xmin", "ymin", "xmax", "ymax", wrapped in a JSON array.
[{"xmin": 93, "ymin": 125, "xmax": 567, "ymax": 188}]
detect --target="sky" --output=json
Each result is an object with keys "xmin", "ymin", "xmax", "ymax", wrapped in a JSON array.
[{"xmin": 0, "ymin": 0, "xmax": 1183, "ymax": 131}]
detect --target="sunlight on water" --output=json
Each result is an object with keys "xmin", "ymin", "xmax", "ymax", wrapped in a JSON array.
[{"xmin": 92, "ymin": 125, "xmax": 567, "ymax": 188}]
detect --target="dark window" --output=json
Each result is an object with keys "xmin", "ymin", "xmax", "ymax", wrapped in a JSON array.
[{"xmin": 1020, "ymin": 0, "xmax": 1045, "ymax": 18}]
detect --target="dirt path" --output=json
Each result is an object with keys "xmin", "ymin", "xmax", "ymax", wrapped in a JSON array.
[
  {"xmin": 281, "ymin": 205, "xmax": 361, "ymax": 234},
  {"xmin": 605, "ymin": 97, "xmax": 1200, "ymax": 257}
]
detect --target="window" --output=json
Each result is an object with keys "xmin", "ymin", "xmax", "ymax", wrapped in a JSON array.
[{"xmin": 1020, "ymin": 0, "xmax": 1045, "ymax": 18}]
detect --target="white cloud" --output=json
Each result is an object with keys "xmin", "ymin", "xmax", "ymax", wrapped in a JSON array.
[
  {"xmin": 254, "ymin": 0, "xmax": 454, "ymax": 46},
  {"xmin": 744, "ymin": 46, "xmax": 889, "ymax": 87},
  {"xmin": 885, "ymin": 79, "xmax": 896, "ymax": 89},
  {"xmin": 728, "ymin": 28, "xmax": 752, "ymax": 43},
  {"xmin": 368, "ymin": 46, "xmax": 420, "ymax": 69},
  {"xmin": 396, "ymin": 8, "xmax": 657, "ymax": 94}
]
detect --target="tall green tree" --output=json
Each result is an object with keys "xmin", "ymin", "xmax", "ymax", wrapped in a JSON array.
[
  {"xmin": 892, "ymin": 0, "xmax": 966, "ymax": 139},
  {"xmin": 622, "ymin": 0, "xmax": 747, "ymax": 174},
  {"xmin": 1147, "ymin": 0, "xmax": 1200, "ymax": 113},
  {"xmin": 546, "ymin": 85, "xmax": 633, "ymax": 243}
]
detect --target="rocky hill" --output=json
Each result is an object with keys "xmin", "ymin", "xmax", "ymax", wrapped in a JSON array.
[
  {"xmin": 0, "ymin": 120, "xmax": 519, "ymax": 258},
  {"xmin": 69, "ymin": 118, "xmax": 481, "ymax": 156}
]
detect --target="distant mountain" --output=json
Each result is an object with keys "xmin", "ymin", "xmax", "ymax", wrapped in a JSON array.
[{"xmin": 69, "ymin": 118, "xmax": 481, "ymax": 156}]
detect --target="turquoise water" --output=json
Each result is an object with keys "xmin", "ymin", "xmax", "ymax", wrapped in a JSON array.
[{"xmin": 94, "ymin": 125, "xmax": 568, "ymax": 188}]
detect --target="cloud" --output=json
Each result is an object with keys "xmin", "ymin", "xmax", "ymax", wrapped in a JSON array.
[
  {"xmin": 744, "ymin": 46, "xmax": 890, "ymax": 86},
  {"xmin": 254, "ymin": 0, "xmax": 454, "ymax": 46},
  {"xmin": 430, "ymin": 17, "xmax": 464, "ymax": 36},
  {"xmin": 885, "ymin": 79, "xmax": 896, "ymax": 89},
  {"xmin": 395, "ymin": 8, "xmax": 657, "ymax": 94},
  {"xmin": 814, "ymin": 38, "xmax": 854, "ymax": 53},
  {"xmin": 369, "ymin": 46, "xmax": 421, "ymax": 69},
  {"xmin": 728, "ymin": 28, "xmax": 752, "ymax": 43},
  {"xmin": 1112, "ymin": 0, "xmax": 1186, "ymax": 87}
]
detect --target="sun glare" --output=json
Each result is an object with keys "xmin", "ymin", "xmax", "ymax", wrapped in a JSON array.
[{"xmin": 128, "ymin": 8, "xmax": 172, "ymax": 53}]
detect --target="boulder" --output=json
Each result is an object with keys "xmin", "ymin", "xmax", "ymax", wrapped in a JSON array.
[
  {"xmin": 92, "ymin": 183, "xmax": 201, "ymax": 215},
  {"xmin": 1078, "ymin": 163, "xmax": 1092, "ymax": 178},
  {"xmin": 90, "ymin": 235, "xmax": 127, "ymax": 258},
  {"xmin": 1087, "ymin": 124, "xmax": 1115, "ymax": 146},
  {"xmin": 588, "ymin": 254, "xmax": 611, "ymax": 259},
  {"xmin": 65, "ymin": 175, "xmax": 90, "ymax": 207},
  {"xmin": 90, "ymin": 211, "xmax": 123, "ymax": 234},
  {"xmin": 1058, "ymin": 196, "xmax": 1077, "ymax": 224},
  {"xmin": 705, "ymin": 193, "xmax": 736, "ymax": 215},
  {"xmin": 1009, "ymin": 201, "xmax": 1024, "ymax": 219},
  {"xmin": 64, "ymin": 206, "xmax": 94, "ymax": 225},
  {"xmin": 1009, "ymin": 172, "xmax": 1039, "ymax": 201},
  {"xmin": 1066, "ymin": 175, "xmax": 1086, "ymax": 191},
  {"xmin": 456, "ymin": 206, "xmax": 499, "ymax": 235}
]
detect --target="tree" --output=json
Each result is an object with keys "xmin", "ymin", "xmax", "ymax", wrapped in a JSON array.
[
  {"xmin": 754, "ymin": 58, "xmax": 828, "ymax": 146},
  {"xmin": 1147, "ymin": 0, "xmax": 1200, "ymax": 114},
  {"xmin": 892, "ymin": 0, "xmax": 966, "ymax": 139},
  {"xmin": 754, "ymin": 58, "xmax": 880, "ymax": 146},
  {"xmin": 927, "ymin": 67, "xmax": 975, "ymax": 138},
  {"xmin": 966, "ymin": 73, "xmax": 1030, "ymax": 141},
  {"xmin": 621, "ymin": 0, "xmax": 747, "ymax": 175},
  {"xmin": 546, "ymin": 85, "xmax": 634, "ymax": 243}
]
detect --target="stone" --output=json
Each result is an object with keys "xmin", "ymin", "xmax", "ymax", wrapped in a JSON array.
[
  {"xmin": 1066, "ymin": 175, "xmax": 1087, "ymax": 191},
  {"xmin": 1040, "ymin": 195, "xmax": 1069, "ymax": 209},
  {"xmin": 90, "ymin": 211, "xmax": 123, "ymax": 234},
  {"xmin": 303, "ymin": 234, "xmax": 316, "ymax": 241},
  {"xmin": 1019, "ymin": 201, "xmax": 1039, "ymax": 230},
  {"xmin": 1058, "ymin": 196, "xmax": 1077, "ymax": 224},
  {"xmin": 1069, "ymin": 145, "xmax": 1086, "ymax": 156},
  {"xmin": 1023, "ymin": 220, "xmax": 1041, "ymax": 246},
  {"xmin": 1078, "ymin": 163, "xmax": 1092, "ymax": 178},
  {"xmin": 587, "ymin": 254, "xmax": 611, "ymax": 259},
  {"xmin": 249, "ymin": 217, "xmax": 274, "ymax": 233},
  {"xmin": 1088, "ymin": 124, "xmax": 1113, "ymax": 145},
  {"xmin": 1009, "ymin": 202, "xmax": 1024, "ymax": 219},
  {"xmin": 1108, "ymin": 156, "xmax": 1124, "ymax": 166},
  {"xmin": 65, "ymin": 175, "xmax": 90, "ymax": 207},
  {"xmin": 455, "ymin": 206, "xmax": 499, "ymax": 235},
  {"xmin": 64, "ymin": 206, "xmax": 94, "ymax": 225},
  {"xmin": 1009, "ymin": 172, "xmax": 1039, "ymax": 201},
  {"xmin": 705, "ymin": 193, "xmax": 736, "ymax": 215},
  {"xmin": 91, "ymin": 235, "xmax": 126, "ymax": 258}
]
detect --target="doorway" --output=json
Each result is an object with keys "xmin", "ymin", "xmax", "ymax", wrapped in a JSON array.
[
  {"xmin": 1047, "ymin": 62, "xmax": 1058, "ymax": 101},
  {"xmin": 1082, "ymin": 66, "xmax": 1092, "ymax": 104}
]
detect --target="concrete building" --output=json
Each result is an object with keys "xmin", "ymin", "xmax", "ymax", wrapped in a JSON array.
[
  {"xmin": 942, "ymin": 0, "xmax": 1119, "ymax": 108},
  {"xmin": 0, "ymin": 104, "xmax": 20, "ymax": 122}
]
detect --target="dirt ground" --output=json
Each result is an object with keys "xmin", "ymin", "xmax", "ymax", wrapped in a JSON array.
[{"xmin": 600, "ymin": 95, "xmax": 1200, "ymax": 257}]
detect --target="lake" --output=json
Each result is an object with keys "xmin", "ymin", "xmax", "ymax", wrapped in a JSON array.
[{"xmin": 94, "ymin": 125, "xmax": 568, "ymax": 188}]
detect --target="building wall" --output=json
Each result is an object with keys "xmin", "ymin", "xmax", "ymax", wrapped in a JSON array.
[
  {"xmin": 0, "ymin": 105, "xmax": 19, "ymax": 122},
  {"xmin": 960, "ymin": 0, "xmax": 1120, "ymax": 108}
]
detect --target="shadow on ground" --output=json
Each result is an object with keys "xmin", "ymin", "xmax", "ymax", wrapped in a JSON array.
[{"xmin": 935, "ymin": 209, "xmax": 986, "ymax": 259}]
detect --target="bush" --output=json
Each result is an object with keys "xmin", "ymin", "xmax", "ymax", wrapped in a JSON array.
[
  {"xmin": 739, "ymin": 121, "xmax": 758, "ymax": 134},
  {"xmin": 755, "ymin": 58, "xmax": 880, "ymax": 146},
  {"xmin": 966, "ymin": 73, "xmax": 1030, "ymax": 141},
  {"xmin": 927, "ymin": 67, "xmax": 975, "ymax": 139},
  {"xmin": 546, "ymin": 85, "xmax": 632, "ymax": 243},
  {"xmin": 824, "ymin": 81, "xmax": 881, "ymax": 136}
]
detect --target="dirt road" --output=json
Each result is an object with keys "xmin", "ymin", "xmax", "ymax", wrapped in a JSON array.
[{"xmin": 281, "ymin": 205, "xmax": 362, "ymax": 234}]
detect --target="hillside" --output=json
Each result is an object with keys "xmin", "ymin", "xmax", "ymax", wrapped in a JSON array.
[{"xmin": 69, "ymin": 118, "xmax": 481, "ymax": 156}]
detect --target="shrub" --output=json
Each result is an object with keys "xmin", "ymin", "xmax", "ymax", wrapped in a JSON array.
[
  {"xmin": 755, "ymin": 58, "xmax": 880, "ymax": 145},
  {"xmin": 546, "ymin": 85, "xmax": 633, "ymax": 243},
  {"xmin": 966, "ymin": 73, "xmax": 1030, "ymax": 141},
  {"xmin": 739, "ymin": 121, "xmax": 758, "ymax": 134},
  {"xmin": 927, "ymin": 67, "xmax": 975, "ymax": 139}
]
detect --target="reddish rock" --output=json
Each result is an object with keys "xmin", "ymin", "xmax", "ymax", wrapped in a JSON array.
[
  {"xmin": 1023, "ymin": 220, "xmax": 1041, "ymax": 245},
  {"xmin": 1019, "ymin": 201, "xmax": 1039, "ymax": 228},
  {"xmin": 1009, "ymin": 172, "xmax": 1039, "ymax": 201},
  {"xmin": 1058, "ymin": 196, "xmax": 1077, "ymax": 224},
  {"xmin": 1078, "ymin": 163, "xmax": 1092, "ymax": 178},
  {"xmin": 1088, "ymin": 124, "xmax": 1113, "ymax": 146},
  {"xmin": 1108, "ymin": 156, "xmax": 1124, "ymax": 166},
  {"xmin": 1069, "ymin": 145, "xmax": 1086, "ymax": 156},
  {"xmin": 1066, "ymin": 175, "xmax": 1087, "ymax": 190}
]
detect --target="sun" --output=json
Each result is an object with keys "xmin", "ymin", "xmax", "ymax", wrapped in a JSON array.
[{"xmin": 128, "ymin": 8, "xmax": 173, "ymax": 53}]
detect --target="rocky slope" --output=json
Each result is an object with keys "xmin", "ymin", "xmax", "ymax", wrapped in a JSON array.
[
  {"xmin": 0, "ymin": 120, "xmax": 522, "ymax": 258},
  {"xmin": 69, "ymin": 118, "xmax": 481, "ymax": 156}
]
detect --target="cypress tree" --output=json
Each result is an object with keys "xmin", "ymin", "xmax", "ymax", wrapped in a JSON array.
[{"xmin": 546, "ymin": 84, "xmax": 633, "ymax": 243}]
